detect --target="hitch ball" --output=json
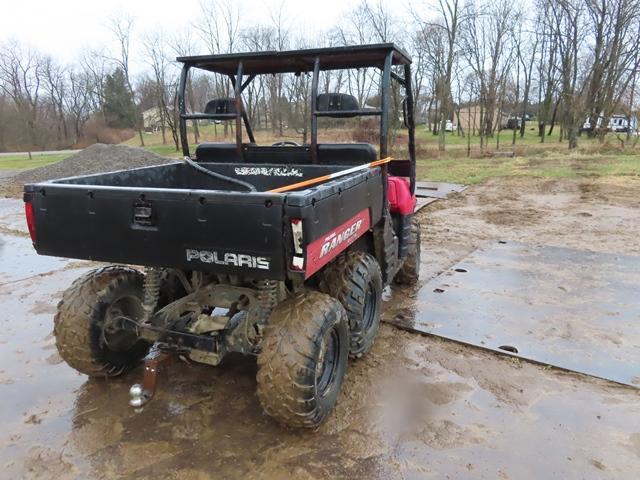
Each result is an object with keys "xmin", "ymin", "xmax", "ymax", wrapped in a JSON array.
[{"xmin": 129, "ymin": 383, "xmax": 149, "ymax": 408}]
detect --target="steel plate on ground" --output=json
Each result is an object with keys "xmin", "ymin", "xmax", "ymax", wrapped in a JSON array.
[
  {"xmin": 415, "ymin": 197, "xmax": 439, "ymax": 211},
  {"xmin": 389, "ymin": 241, "xmax": 640, "ymax": 387},
  {"xmin": 415, "ymin": 181, "xmax": 467, "ymax": 199}
]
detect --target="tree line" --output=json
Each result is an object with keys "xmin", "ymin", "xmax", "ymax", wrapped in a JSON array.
[{"xmin": 1, "ymin": 0, "xmax": 638, "ymax": 153}]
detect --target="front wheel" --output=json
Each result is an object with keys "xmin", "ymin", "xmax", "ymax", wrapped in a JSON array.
[
  {"xmin": 256, "ymin": 291, "xmax": 349, "ymax": 428},
  {"xmin": 394, "ymin": 218, "xmax": 421, "ymax": 285},
  {"xmin": 54, "ymin": 266, "xmax": 151, "ymax": 377},
  {"xmin": 318, "ymin": 251, "xmax": 383, "ymax": 358}
]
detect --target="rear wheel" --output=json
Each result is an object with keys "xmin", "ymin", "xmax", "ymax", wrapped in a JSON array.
[
  {"xmin": 394, "ymin": 218, "xmax": 421, "ymax": 285},
  {"xmin": 54, "ymin": 266, "xmax": 151, "ymax": 377},
  {"xmin": 318, "ymin": 251, "xmax": 383, "ymax": 358},
  {"xmin": 256, "ymin": 291, "xmax": 349, "ymax": 428}
]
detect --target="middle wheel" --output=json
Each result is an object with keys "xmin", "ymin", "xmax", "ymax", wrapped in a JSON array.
[{"xmin": 319, "ymin": 251, "xmax": 383, "ymax": 358}]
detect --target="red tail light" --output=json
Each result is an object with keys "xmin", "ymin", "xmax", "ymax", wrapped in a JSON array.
[{"xmin": 24, "ymin": 202, "xmax": 36, "ymax": 243}]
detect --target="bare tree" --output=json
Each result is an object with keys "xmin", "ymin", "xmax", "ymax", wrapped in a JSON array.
[
  {"xmin": 43, "ymin": 56, "xmax": 69, "ymax": 142},
  {"xmin": 516, "ymin": 13, "xmax": 538, "ymax": 138},
  {"xmin": 461, "ymin": 0, "xmax": 515, "ymax": 149},
  {"xmin": 438, "ymin": 0, "xmax": 462, "ymax": 151},
  {"xmin": 583, "ymin": 0, "xmax": 640, "ymax": 140},
  {"xmin": 144, "ymin": 30, "xmax": 181, "ymax": 149},
  {"xmin": 535, "ymin": 3, "xmax": 558, "ymax": 142},
  {"xmin": 80, "ymin": 47, "xmax": 110, "ymax": 117},
  {"xmin": 108, "ymin": 13, "xmax": 145, "ymax": 146},
  {"xmin": 1, "ymin": 0, "xmax": 638, "ymax": 155},
  {"xmin": 269, "ymin": 3, "xmax": 291, "ymax": 136},
  {"xmin": 409, "ymin": 27, "xmax": 431, "ymax": 125},
  {"xmin": 195, "ymin": 0, "xmax": 243, "ymax": 137},
  {"xmin": 65, "ymin": 68, "xmax": 92, "ymax": 141},
  {"xmin": 240, "ymin": 25, "xmax": 275, "ymax": 129},
  {"xmin": 171, "ymin": 29, "xmax": 203, "ymax": 144},
  {"xmin": 418, "ymin": 24, "xmax": 446, "ymax": 135},
  {"xmin": 361, "ymin": 0, "xmax": 397, "ymax": 43},
  {"xmin": 549, "ymin": 0, "xmax": 583, "ymax": 149},
  {"xmin": 0, "ymin": 41, "xmax": 44, "ymax": 152}
]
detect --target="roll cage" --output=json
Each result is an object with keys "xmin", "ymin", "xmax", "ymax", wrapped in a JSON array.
[{"xmin": 176, "ymin": 43, "xmax": 416, "ymax": 193}]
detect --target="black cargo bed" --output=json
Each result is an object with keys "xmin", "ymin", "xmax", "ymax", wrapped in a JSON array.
[
  {"xmin": 24, "ymin": 162, "xmax": 384, "ymax": 280},
  {"xmin": 50, "ymin": 162, "xmax": 345, "ymax": 193}
]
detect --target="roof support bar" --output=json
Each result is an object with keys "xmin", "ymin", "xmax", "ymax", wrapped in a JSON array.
[
  {"xmin": 404, "ymin": 63, "xmax": 416, "ymax": 194},
  {"xmin": 181, "ymin": 113, "xmax": 236, "ymax": 120},
  {"xmin": 390, "ymin": 71, "xmax": 406, "ymax": 87},
  {"xmin": 178, "ymin": 64, "xmax": 191, "ymax": 157},
  {"xmin": 229, "ymin": 72, "xmax": 256, "ymax": 145},
  {"xmin": 234, "ymin": 62, "xmax": 244, "ymax": 160},
  {"xmin": 310, "ymin": 57, "xmax": 320, "ymax": 164},
  {"xmin": 241, "ymin": 107, "xmax": 256, "ymax": 144},
  {"xmin": 379, "ymin": 51, "xmax": 394, "ymax": 205},
  {"xmin": 240, "ymin": 74, "xmax": 256, "ymax": 92},
  {"xmin": 380, "ymin": 51, "xmax": 393, "ymax": 159},
  {"xmin": 314, "ymin": 109, "xmax": 382, "ymax": 117}
]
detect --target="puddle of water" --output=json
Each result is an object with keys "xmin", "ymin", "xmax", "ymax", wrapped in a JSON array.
[
  {"xmin": 0, "ymin": 262, "xmax": 91, "ymax": 416},
  {"xmin": 0, "ymin": 198, "xmax": 27, "ymax": 233},
  {"xmin": 0, "ymin": 234, "xmax": 70, "ymax": 283},
  {"xmin": 0, "ymin": 226, "xmax": 93, "ymax": 475}
]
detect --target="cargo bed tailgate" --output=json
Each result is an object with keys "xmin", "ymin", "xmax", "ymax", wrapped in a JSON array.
[{"xmin": 25, "ymin": 185, "xmax": 286, "ymax": 280}]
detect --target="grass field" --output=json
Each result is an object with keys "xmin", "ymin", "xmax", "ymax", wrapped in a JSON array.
[
  {"xmin": 416, "ymin": 152, "xmax": 640, "ymax": 184},
  {"xmin": 3, "ymin": 126, "xmax": 638, "ymax": 186},
  {"xmin": 0, "ymin": 153, "xmax": 72, "ymax": 171},
  {"xmin": 414, "ymin": 125, "xmax": 546, "ymax": 146}
]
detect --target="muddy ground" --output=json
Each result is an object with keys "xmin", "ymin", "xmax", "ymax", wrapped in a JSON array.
[{"xmin": 1, "ymin": 175, "xmax": 639, "ymax": 479}]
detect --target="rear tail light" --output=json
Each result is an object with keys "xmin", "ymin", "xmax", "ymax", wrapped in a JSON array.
[
  {"xmin": 291, "ymin": 219, "xmax": 303, "ymax": 255},
  {"xmin": 291, "ymin": 256, "xmax": 305, "ymax": 270},
  {"xmin": 290, "ymin": 219, "xmax": 304, "ymax": 270},
  {"xmin": 24, "ymin": 202, "xmax": 36, "ymax": 243}
]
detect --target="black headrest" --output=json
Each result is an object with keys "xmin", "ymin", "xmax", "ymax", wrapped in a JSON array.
[
  {"xmin": 316, "ymin": 93, "xmax": 359, "ymax": 117},
  {"xmin": 204, "ymin": 98, "xmax": 237, "ymax": 115}
]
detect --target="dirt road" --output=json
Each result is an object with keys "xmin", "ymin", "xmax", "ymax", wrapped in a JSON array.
[{"xmin": 1, "ymin": 176, "xmax": 639, "ymax": 479}]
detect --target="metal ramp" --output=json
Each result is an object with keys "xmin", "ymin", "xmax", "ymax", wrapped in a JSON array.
[
  {"xmin": 389, "ymin": 241, "xmax": 640, "ymax": 387},
  {"xmin": 414, "ymin": 181, "xmax": 467, "ymax": 211}
]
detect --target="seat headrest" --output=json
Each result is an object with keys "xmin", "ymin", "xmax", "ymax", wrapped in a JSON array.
[
  {"xmin": 204, "ymin": 98, "xmax": 238, "ymax": 115},
  {"xmin": 316, "ymin": 93, "xmax": 359, "ymax": 117}
]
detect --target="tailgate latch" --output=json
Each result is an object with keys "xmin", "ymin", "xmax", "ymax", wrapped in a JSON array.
[{"xmin": 133, "ymin": 202, "xmax": 156, "ymax": 227}]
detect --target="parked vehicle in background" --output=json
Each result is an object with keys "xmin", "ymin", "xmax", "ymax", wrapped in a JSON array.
[
  {"xmin": 444, "ymin": 120, "xmax": 456, "ymax": 132},
  {"xmin": 504, "ymin": 117, "xmax": 522, "ymax": 130},
  {"xmin": 581, "ymin": 114, "xmax": 638, "ymax": 134}
]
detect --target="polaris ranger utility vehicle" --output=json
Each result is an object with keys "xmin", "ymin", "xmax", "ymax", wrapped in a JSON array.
[{"xmin": 23, "ymin": 44, "xmax": 420, "ymax": 428}]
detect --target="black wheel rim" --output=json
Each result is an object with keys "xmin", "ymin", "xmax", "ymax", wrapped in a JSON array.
[
  {"xmin": 102, "ymin": 295, "xmax": 144, "ymax": 352},
  {"xmin": 316, "ymin": 327, "xmax": 340, "ymax": 397},
  {"xmin": 361, "ymin": 284, "xmax": 377, "ymax": 333}
]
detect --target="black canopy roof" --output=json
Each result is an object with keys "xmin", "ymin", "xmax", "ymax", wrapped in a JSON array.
[{"xmin": 176, "ymin": 43, "xmax": 411, "ymax": 75}]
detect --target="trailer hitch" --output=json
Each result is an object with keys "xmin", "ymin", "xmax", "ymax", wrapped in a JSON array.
[{"xmin": 129, "ymin": 350, "xmax": 175, "ymax": 409}]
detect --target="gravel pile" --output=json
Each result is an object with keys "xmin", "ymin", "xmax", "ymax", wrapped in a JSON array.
[{"xmin": 13, "ymin": 143, "xmax": 177, "ymax": 185}]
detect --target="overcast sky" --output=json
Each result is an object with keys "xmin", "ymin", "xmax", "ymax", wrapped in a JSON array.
[{"xmin": 1, "ymin": 0, "xmax": 421, "ymax": 64}]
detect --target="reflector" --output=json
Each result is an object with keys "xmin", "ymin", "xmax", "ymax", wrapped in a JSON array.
[{"xmin": 24, "ymin": 202, "xmax": 36, "ymax": 243}]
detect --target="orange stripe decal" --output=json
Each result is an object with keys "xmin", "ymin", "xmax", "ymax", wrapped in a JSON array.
[
  {"xmin": 267, "ymin": 157, "xmax": 392, "ymax": 193},
  {"xmin": 268, "ymin": 173, "xmax": 332, "ymax": 193}
]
